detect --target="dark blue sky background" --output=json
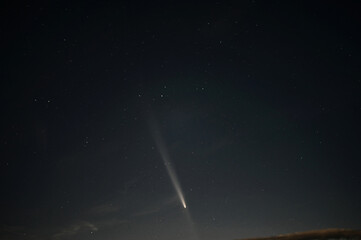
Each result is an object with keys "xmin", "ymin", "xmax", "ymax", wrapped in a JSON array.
[{"xmin": 1, "ymin": 1, "xmax": 361, "ymax": 239}]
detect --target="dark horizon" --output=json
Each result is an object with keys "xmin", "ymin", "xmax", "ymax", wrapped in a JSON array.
[
  {"xmin": 1, "ymin": 1, "xmax": 361, "ymax": 240},
  {"xmin": 235, "ymin": 228, "xmax": 361, "ymax": 240}
]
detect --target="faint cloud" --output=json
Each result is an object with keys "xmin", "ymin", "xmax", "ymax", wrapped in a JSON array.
[
  {"xmin": 89, "ymin": 203, "xmax": 120, "ymax": 215},
  {"xmin": 96, "ymin": 218, "xmax": 129, "ymax": 228},
  {"xmin": 132, "ymin": 194, "xmax": 179, "ymax": 217},
  {"xmin": 52, "ymin": 221, "xmax": 98, "ymax": 240},
  {"xmin": 132, "ymin": 207, "xmax": 160, "ymax": 217}
]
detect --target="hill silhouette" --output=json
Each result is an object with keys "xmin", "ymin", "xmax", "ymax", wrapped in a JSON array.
[{"xmin": 236, "ymin": 229, "xmax": 361, "ymax": 240}]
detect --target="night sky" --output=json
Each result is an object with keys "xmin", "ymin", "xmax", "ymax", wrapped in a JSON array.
[{"xmin": 1, "ymin": 1, "xmax": 361, "ymax": 240}]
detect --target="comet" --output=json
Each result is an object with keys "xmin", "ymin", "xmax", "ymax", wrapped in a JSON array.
[
  {"xmin": 149, "ymin": 117, "xmax": 187, "ymax": 209},
  {"xmin": 149, "ymin": 115, "xmax": 200, "ymax": 240}
]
